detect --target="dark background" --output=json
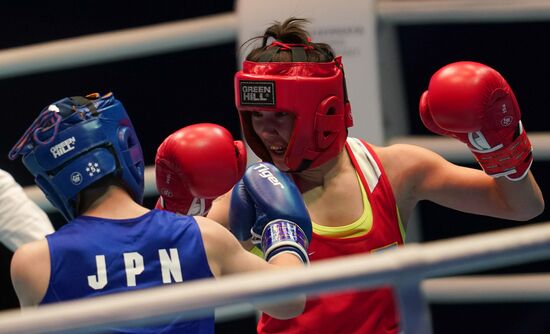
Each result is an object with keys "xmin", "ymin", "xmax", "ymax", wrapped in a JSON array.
[{"xmin": 1, "ymin": 2, "xmax": 549, "ymax": 333}]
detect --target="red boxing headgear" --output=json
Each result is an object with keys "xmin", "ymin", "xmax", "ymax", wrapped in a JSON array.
[{"xmin": 234, "ymin": 57, "xmax": 353, "ymax": 171}]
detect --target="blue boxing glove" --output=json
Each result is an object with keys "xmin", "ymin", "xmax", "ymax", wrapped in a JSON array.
[{"xmin": 229, "ymin": 162, "xmax": 312, "ymax": 263}]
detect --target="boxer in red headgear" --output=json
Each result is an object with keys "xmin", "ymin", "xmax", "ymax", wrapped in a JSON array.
[
  {"xmin": 208, "ymin": 18, "xmax": 544, "ymax": 334},
  {"xmin": 236, "ymin": 54, "xmax": 353, "ymax": 171}
]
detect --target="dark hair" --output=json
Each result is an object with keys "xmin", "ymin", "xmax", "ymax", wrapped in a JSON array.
[{"xmin": 244, "ymin": 17, "xmax": 335, "ymax": 63}]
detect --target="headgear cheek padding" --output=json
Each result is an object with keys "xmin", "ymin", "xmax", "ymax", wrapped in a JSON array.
[
  {"xmin": 315, "ymin": 95, "xmax": 345, "ymax": 149},
  {"xmin": 235, "ymin": 57, "xmax": 353, "ymax": 171},
  {"xmin": 9, "ymin": 93, "xmax": 144, "ymax": 221}
]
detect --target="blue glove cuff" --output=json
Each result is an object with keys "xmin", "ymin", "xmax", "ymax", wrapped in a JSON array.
[{"xmin": 261, "ymin": 219, "xmax": 309, "ymax": 264}]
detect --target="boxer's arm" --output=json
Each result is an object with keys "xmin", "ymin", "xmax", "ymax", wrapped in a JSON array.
[
  {"xmin": 207, "ymin": 191, "xmax": 258, "ymax": 251},
  {"xmin": 10, "ymin": 239, "xmax": 50, "ymax": 307},
  {"xmin": 196, "ymin": 216, "xmax": 305, "ymax": 319},
  {"xmin": 206, "ymin": 191, "xmax": 231, "ymax": 228},
  {"xmin": 380, "ymin": 143, "xmax": 544, "ymax": 223}
]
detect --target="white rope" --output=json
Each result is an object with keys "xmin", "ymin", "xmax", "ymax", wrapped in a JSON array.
[
  {"xmin": 2, "ymin": 2, "xmax": 550, "ymax": 80},
  {"xmin": 0, "ymin": 221, "xmax": 549, "ymax": 334},
  {"xmin": 213, "ymin": 273, "xmax": 550, "ymax": 323},
  {"xmin": 424, "ymin": 273, "xmax": 550, "ymax": 303},
  {"xmin": 0, "ymin": 12, "xmax": 236, "ymax": 80},
  {"xmin": 24, "ymin": 129, "xmax": 550, "ymax": 212},
  {"xmin": 387, "ymin": 132, "xmax": 550, "ymax": 162},
  {"xmin": 378, "ymin": 0, "xmax": 550, "ymax": 24}
]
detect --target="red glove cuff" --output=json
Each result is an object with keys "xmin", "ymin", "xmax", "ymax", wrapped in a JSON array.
[{"xmin": 472, "ymin": 128, "xmax": 533, "ymax": 181}]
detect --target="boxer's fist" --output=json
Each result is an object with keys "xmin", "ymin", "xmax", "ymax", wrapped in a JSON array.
[
  {"xmin": 155, "ymin": 123, "xmax": 247, "ymax": 215},
  {"xmin": 420, "ymin": 61, "xmax": 533, "ymax": 180},
  {"xmin": 229, "ymin": 162, "xmax": 311, "ymax": 263}
]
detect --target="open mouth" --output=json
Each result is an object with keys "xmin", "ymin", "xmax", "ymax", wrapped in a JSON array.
[{"xmin": 269, "ymin": 144, "xmax": 286, "ymax": 156}]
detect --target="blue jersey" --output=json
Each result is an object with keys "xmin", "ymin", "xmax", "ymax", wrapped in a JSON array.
[{"xmin": 41, "ymin": 209, "xmax": 214, "ymax": 334}]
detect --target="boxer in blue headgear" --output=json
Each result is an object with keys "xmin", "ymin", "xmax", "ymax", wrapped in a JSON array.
[
  {"xmin": 9, "ymin": 92, "xmax": 144, "ymax": 221},
  {"xmin": 8, "ymin": 92, "xmax": 309, "ymax": 333}
]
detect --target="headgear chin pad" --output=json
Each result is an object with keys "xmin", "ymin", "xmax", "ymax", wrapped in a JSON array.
[
  {"xmin": 9, "ymin": 92, "xmax": 145, "ymax": 221},
  {"xmin": 234, "ymin": 57, "xmax": 353, "ymax": 171}
]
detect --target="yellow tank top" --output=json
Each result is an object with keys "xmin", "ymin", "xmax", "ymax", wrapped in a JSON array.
[
  {"xmin": 312, "ymin": 172, "xmax": 374, "ymax": 238},
  {"xmin": 250, "ymin": 173, "xmax": 375, "ymax": 257}
]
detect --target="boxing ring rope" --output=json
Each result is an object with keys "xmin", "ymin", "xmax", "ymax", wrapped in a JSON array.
[
  {"xmin": 378, "ymin": 0, "xmax": 550, "ymax": 23},
  {"xmin": 0, "ymin": 221, "xmax": 550, "ymax": 334},
  {"xmin": 388, "ymin": 132, "xmax": 550, "ymax": 162},
  {"xmin": 23, "ymin": 131, "xmax": 550, "ymax": 210},
  {"xmin": 0, "ymin": 13, "xmax": 237, "ymax": 80},
  {"xmin": 1, "ymin": 1, "xmax": 550, "ymax": 80}
]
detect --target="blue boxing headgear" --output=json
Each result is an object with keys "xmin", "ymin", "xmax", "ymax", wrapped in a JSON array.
[{"xmin": 9, "ymin": 92, "xmax": 144, "ymax": 221}]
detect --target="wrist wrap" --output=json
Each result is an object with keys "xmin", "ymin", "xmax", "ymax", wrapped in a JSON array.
[{"xmin": 261, "ymin": 219, "xmax": 309, "ymax": 264}]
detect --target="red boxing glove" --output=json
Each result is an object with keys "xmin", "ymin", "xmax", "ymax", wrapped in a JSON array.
[
  {"xmin": 155, "ymin": 123, "xmax": 247, "ymax": 215},
  {"xmin": 420, "ymin": 61, "xmax": 533, "ymax": 181}
]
